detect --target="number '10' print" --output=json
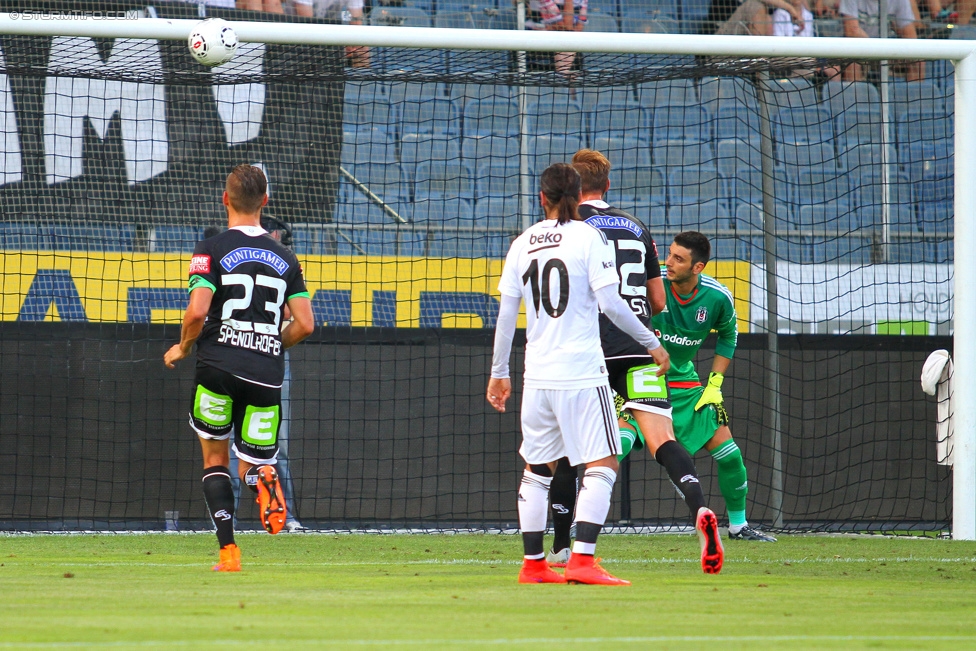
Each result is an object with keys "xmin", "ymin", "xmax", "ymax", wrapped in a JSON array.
[{"xmin": 521, "ymin": 258, "xmax": 569, "ymax": 318}]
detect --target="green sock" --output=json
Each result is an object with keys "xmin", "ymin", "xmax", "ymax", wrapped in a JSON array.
[
  {"xmin": 711, "ymin": 439, "xmax": 748, "ymax": 527},
  {"xmin": 618, "ymin": 425, "xmax": 637, "ymax": 463}
]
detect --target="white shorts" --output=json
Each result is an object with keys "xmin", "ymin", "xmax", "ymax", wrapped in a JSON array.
[{"xmin": 519, "ymin": 384, "xmax": 619, "ymax": 467}]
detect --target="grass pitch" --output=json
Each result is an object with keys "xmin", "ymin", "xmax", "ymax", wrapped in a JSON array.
[{"xmin": 2, "ymin": 533, "xmax": 976, "ymax": 649}]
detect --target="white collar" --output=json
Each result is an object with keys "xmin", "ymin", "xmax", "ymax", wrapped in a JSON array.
[
  {"xmin": 230, "ymin": 225, "xmax": 268, "ymax": 236},
  {"xmin": 581, "ymin": 199, "xmax": 610, "ymax": 209}
]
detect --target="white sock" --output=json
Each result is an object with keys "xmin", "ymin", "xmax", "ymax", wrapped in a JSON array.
[
  {"xmin": 517, "ymin": 470, "xmax": 552, "ymax": 535},
  {"xmin": 572, "ymin": 467, "xmax": 617, "ymax": 556}
]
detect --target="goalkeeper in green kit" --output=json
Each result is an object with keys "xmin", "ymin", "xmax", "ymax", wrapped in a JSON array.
[{"xmin": 648, "ymin": 231, "xmax": 775, "ymax": 541}]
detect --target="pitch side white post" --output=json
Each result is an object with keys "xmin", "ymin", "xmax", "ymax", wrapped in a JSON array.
[{"xmin": 954, "ymin": 54, "xmax": 976, "ymax": 541}]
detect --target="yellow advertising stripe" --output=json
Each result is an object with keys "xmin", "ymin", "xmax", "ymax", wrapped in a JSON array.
[{"xmin": 0, "ymin": 253, "xmax": 751, "ymax": 330}]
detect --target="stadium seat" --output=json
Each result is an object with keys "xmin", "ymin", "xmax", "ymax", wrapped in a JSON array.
[
  {"xmin": 398, "ymin": 228, "xmax": 429, "ymax": 257},
  {"xmin": 344, "ymin": 162, "xmax": 408, "ymax": 204},
  {"xmin": 622, "ymin": 0, "xmax": 679, "ymax": 20},
  {"xmin": 592, "ymin": 135, "xmax": 652, "ymax": 172},
  {"xmin": 41, "ymin": 224, "xmax": 135, "ymax": 252},
  {"xmin": 612, "ymin": 200, "xmax": 667, "ymax": 230},
  {"xmin": 668, "ymin": 199, "xmax": 731, "ymax": 231},
  {"xmin": 449, "ymin": 83, "xmax": 512, "ymax": 111},
  {"xmin": 652, "ymin": 140, "xmax": 715, "ymax": 169},
  {"xmin": 856, "ymin": 203, "xmax": 917, "ymax": 233},
  {"xmin": 462, "ymin": 135, "xmax": 520, "ymax": 171},
  {"xmin": 796, "ymin": 167, "xmax": 853, "ymax": 207},
  {"xmin": 414, "ymin": 160, "xmax": 475, "ymax": 200},
  {"xmin": 699, "ymin": 76, "xmax": 758, "ymax": 109},
  {"xmin": 584, "ymin": 13, "xmax": 619, "ymax": 32},
  {"xmin": 621, "ymin": 16, "xmax": 681, "ymax": 34},
  {"xmin": 334, "ymin": 196, "xmax": 410, "ymax": 226},
  {"xmin": 834, "ymin": 106, "xmax": 886, "ymax": 148},
  {"xmin": 809, "ymin": 235, "xmax": 872, "ymax": 264},
  {"xmin": 427, "ymin": 229, "xmax": 510, "ymax": 258},
  {"xmin": 343, "ymin": 89, "xmax": 395, "ymax": 135},
  {"xmin": 368, "ymin": 7, "xmax": 439, "ymax": 72},
  {"xmin": 531, "ymin": 135, "xmax": 585, "ymax": 173},
  {"xmin": 713, "ymin": 103, "xmax": 761, "ymax": 142},
  {"xmin": 335, "ymin": 226, "xmax": 400, "ymax": 257},
  {"xmin": 732, "ymin": 201, "xmax": 793, "ymax": 233},
  {"xmin": 606, "ymin": 165, "xmax": 667, "ymax": 204},
  {"xmin": 821, "ymin": 81, "xmax": 880, "ymax": 117},
  {"xmin": 890, "ymin": 80, "xmax": 945, "ymax": 122},
  {"xmin": 796, "ymin": 201, "xmax": 857, "ymax": 233},
  {"xmin": 386, "ymin": 81, "xmax": 448, "ymax": 104},
  {"xmin": 668, "ymin": 165, "xmax": 723, "ymax": 205},
  {"xmin": 716, "ymin": 138, "xmax": 761, "ymax": 180},
  {"xmin": 527, "ymin": 98, "xmax": 586, "ymax": 136},
  {"xmin": 590, "ymin": 97, "xmax": 650, "ymax": 144},
  {"xmin": 342, "ymin": 130, "xmax": 397, "ymax": 166},
  {"xmin": 681, "ymin": 0, "xmax": 712, "ymax": 33},
  {"xmin": 902, "ymin": 140, "xmax": 953, "ymax": 204},
  {"xmin": 0, "ymin": 223, "xmax": 39, "ymax": 249},
  {"xmin": 918, "ymin": 201, "xmax": 953, "ymax": 236},
  {"xmin": 474, "ymin": 160, "xmax": 520, "ymax": 201},
  {"xmin": 463, "ymin": 97, "xmax": 520, "ymax": 137},
  {"xmin": 400, "ymin": 134, "xmax": 462, "ymax": 188},
  {"xmin": 399, "ymin": 97, "xmax": 459, "ymax": 137},
  {"xmin": 474, "ymin": 195, "xmax": 521, "ymax": 230},
  {"xmin": 150, "ymin": 225, "xmax": 206, "ymax": 253},
  {"xmin": 760, "ymin": 77, "xmax": 818, "ymax": 110},
  {"xmin": 408, "ymin": 197, "xmax": 474, "ymax": 226},
  {"xmin": 652, "ymin": 105, "xmax": 709, "ymax": 142},
  {"xmin": 636, "ymin": 78, "xmax": 696, "ymax": 107},
  {"xmin": 772, "ymin": 107, "xmax": 834, "ymax": 145}
]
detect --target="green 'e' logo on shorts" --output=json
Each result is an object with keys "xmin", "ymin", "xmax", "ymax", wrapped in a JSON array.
[
  {"xmin": 194, "ymin": 386, "xmax": 232, "ymax": 427},
  {"xmin": 627, "ymin": 365, "xmax": 666, "ymax": 398},
  {"xmin": 241, "ymin": 406, "xmax": 280, "ymax": 446}
]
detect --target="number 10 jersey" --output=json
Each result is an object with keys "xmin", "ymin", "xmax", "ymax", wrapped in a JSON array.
[
  {"xmin": 187, "ymin": 225, "xmax": 309, "ymax": 387},
  {"xmin": 497, "ymin": 219, "xmax": 619, "ymax": 390}
]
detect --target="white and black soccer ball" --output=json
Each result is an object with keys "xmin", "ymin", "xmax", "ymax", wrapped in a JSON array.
[{"xmin": 188, "ymin": 18, "xmax": 238, "ymax": 68}]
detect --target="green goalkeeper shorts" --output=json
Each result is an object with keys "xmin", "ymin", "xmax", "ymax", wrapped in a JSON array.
[{"xmin": 670, "ymin": 385, "xmax": 721, "ymax": 456}]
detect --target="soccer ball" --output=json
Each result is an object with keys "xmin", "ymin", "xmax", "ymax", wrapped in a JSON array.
[{"xmin": 188, "ymin": 19, "xmax": 238, "ymax": 67}]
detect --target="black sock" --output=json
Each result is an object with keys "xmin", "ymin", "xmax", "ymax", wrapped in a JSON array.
[
  {"xmin": 655, "ymin": 440, "xmax": 707, "ymax": 517},
  {"xmin": 202, "ymin": 466, "xmax": 236, "ymax": 548},
  {"xmin": 574, "ymin": 521, "xmax": 601, "ymax": 547},
  {"xmin": 523, "ymin": 531, "xmax": 545, "ymax": 557},
  {"xmin": 549, "ymin": 458, "xmax": 577, "ymax": 552}
]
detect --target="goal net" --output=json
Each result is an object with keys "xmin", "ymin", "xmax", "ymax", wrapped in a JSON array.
[{"xmin": 0, "ymin": 3, "xmax": 964, "ymax": 534}]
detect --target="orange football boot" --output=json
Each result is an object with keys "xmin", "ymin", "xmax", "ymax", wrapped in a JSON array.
[
  {"xmin": 256, "ymin": 465, "xmax": 287, "ymax": 535},
  {"xmin": 564, "ymin": 554, "xmax": 631, "ymax": 586},
  {"xmin": 697, "ymin": 507, "xmax": 724, "ymax": 574},
  {"xmin": 212, "ymin": 543, "xmax": 241, "ymax": 572},
  {"xmin": 518, "ymin": 558, "xmax": 567, "ymax": 584}
]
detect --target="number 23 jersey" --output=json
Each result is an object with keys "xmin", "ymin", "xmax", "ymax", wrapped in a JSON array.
[
  {"xmin": 497, "ymin": 219, "xmax": 619, "ymax": 390},
  {"xmin": 187, "ymin": 225, "xmax": 310, "ymax": 386}
]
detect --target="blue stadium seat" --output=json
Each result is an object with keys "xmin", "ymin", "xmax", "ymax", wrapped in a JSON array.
[
  {"xmin": 368, "ymin": 7, "xmax": 440, "ymax": 72},
  {"xmin": 716, "ymin": 138, "xmax": 761, "ymax": 178},
  {"xmin": 427, "ymin": 229, "xmax": 510, "ymax": 258},
  {"xmin": 652, "ymin": 140, "xmax": 715, "ymax": 169},
  {"xmin": 797, "ymin": 167, "xmax": 853, "ymax": 207},
  {"xmin": 434, "ymin": 10, "xmax": 478, "ymax": 29},
  {"xmin": 386, "ymin": 81, "xmax": 448, "ymax": 104},
  {"xmin": 151, "ymin": 225, "xmax": 205, "ymax": 253},
  {"xmin": 342, "ymin": 130, "xmax": 397, "ymax": 166},
  {"xmin": 527, "ymin": 98, "xmax": 587, "ymax": 136},
  {"xmin": 918, "ymin": 201, "xmax": 953, "ymax": 236},
  {"xmin": 924, "ymin": 238, "xmax": 953, "ymax": 263},
  {"xmin": 760, "ymin": 77, "xmax": 818, "ymax": 110},
  {"xmin": 409, "ymin": 197, "xmax": 474, "ymax": 226},
  {"xmin": 613, "ymin": 200, "xmax": 667, "ymax": 230},
  {"xmin": 897, "ymin": 108, "xmax": 954, "ymax": 147},
  {"xmin": 889, "ymin": 80, "xmax": 945, "ymax": 121},
  {"xmin": 606, "ymin": 165, "xmax": 667, "ymax": 204},
  {"xmin": 531, "ymin": 135, "xmax": 585, "ymax": 173},
  {"xmin": 834, "ymin": 106, "xmax": 886, "ymax": 148},
  {"xmin": 343, "ymin": 162, "xmax": 408, "ymax": 203},
  {"xmin": 772, "ymin": 107, "xmax": 834, "ymax": 145},
  {"xmin": 822, "ymin": 81, "xmax": 880, "ymax": 115},
  {"xmin": 889, "ymin": 240, "xmax": 925, "ymax": 264},
  {"xmin": 399, "ymin": 228, "xmax": 429, "ymax": 257},
  {"xmin": 414, "ymin": 160, "xmax": 475, "ymax": 200},
  {"xmin": 731, "ymin": 201, "xmax": 792, "ymax": 233},
  {"xmin": 449, "ymin": 83, "xmax": 512, "ymax": 111},
  {"xmin": 699, "ymin": 76, "xmax": 758, "ymax": 109},
  {"xmin": 463, "ymin": 97, "xmax": 520, "ymax": 137},
  {"xmin": 399, "ymin": 97, "xmax": 459, "ymax": 137},
  {"xmin": 636, "ymin": 79, "xmax": 696, "ymax": 107},
  {"xmin": 713, "ymin": 103, "xmax": 761, "ymax": 142},
  {"xmin": 41, "ymin": 224, "xmax": 135, "ymax": 252},
  {"xmin": 343, "ymin": 91, "xmax": 394, "ymax": 135},
  {"xmin": 902, "ymin": 140, "xmax": 953, "ymax": 204},
  {"xmin": 668, "ymin": 199, "xmax": 731, "ymax": 231},
  {"xmin": 334, "ymin": 196, "xmax": 409, "ymax": 226},
  {"xmin": 807, "ymin": 235, "xmax": 872, "ymax": 264},
  {"xmin": 622, "ymin": 17, "xmax": 681, "ymax": 35},
  {"xmin": 622, "ymin": 0, "xmax": 679, "ymax": 20},
  {"xmin": 584, "ymin": 13, "xmax": 620, "ymax": 31},
  {"xmin": 335, "ymin": 226, "xmax": 400, "ymax": 257},
  {"xmin": 796, "ymin": 202, "xmax": 857, "ymax": 233},
  {"xmin": 474, "ymin": 196, "xmax": 521, "ymax": 230},
  {"xmin": 400, "ymin": 134, "xmax": 461, "ymax": 188},
  {"xmin": 462, "ymin": 135, "xmax": 520, "ymax": 171},
  {"xmin": 590, "ymin": 97, "xmax": 650, "ymax": 144},
  {"xmin": 681, "ymin": 0, "xmax": 712, "ymax": 33},
  {"xmin": 652, "ymin": 105, "xmax": 709, "ymax": 142},
  {"xmin": 840, "ymin": 142, "xmax": 895, "ymax": 171},
  {"xmin": 474, "ymin": 160, "xmax": 520, "ymax": 201},
  {"xmin": 668, "ymin": 166, "xmax": 723, "ymax": 205},
  {"xmin": 856, "ymin": 203, "xmax": 917, "ymax": 233},
  {"xmin": 592, "ymin": 135, "xmax": 652, "ymax": 172}
]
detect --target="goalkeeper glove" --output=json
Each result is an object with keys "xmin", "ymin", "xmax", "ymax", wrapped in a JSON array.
[{"xmin": 695, "ymin": 372, "xmax": 729, "ymax": 426}]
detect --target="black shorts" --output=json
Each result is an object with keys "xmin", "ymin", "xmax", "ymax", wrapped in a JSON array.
[
  {"xmin": 606, "ymin": 355, "xmax": 672, "ymax": 415},
  {"xmin": 189, "ymin": 364, "xmax": 281, "ymax": 465}
]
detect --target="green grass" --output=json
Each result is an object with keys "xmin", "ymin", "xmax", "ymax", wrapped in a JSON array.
[{"xmin": 3, "ymin": 533, "xmax": 976, "ymax": 650}]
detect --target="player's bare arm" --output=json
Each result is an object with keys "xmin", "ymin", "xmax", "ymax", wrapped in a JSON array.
[
  {"xmin": 164, "ymin": 287, "xmax": 213, "ymax": 368},
  {"xmin": 648, "ymin": 277, "xmax": 666, "ymax": 316},
  {"xmin": 282, "ymin": 295, "xmax": 314, "ymax": 349}
]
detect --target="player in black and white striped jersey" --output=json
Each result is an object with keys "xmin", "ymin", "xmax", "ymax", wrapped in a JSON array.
[{"xmin": 487, "ymin": 163, "xmax": 669, "ymax": 585}]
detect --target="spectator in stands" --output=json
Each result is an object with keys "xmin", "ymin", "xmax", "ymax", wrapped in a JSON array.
[
  {"xmin": 772, "ymin": 0, "xmax": 815, "ymax": 34},
  {"xmin": 710, "ymin": 0, "xmax": 807, "ymax": 36},
  {"xmin": 303, "ymin": 0, "xmax": 371, "ymax": 67},
  {"xmin": 525, "ymin": 0, "xmax": 586, "ymax": 77},
  {"xmin": 921, "ymin": 0, "xmax": 974, "ymax": 24},
  {"xmin": 839, "ymin": 0, "xmax": 924, "ymax": 81}
]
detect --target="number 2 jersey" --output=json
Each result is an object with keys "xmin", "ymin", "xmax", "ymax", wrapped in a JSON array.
[
  {"xmin": 577, "ymin": 200, "xmax": 662, "ymax": 358},
  {"xmin": 497, "ymin": 218, "xmax": 619, "ymax": 390},
  {"xmin": 187, "ymin": 225, "xmax": 310, "ymax": 387}
]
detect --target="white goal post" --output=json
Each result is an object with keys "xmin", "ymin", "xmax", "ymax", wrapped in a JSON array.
[{"xmin": 2, "ymin": 14, "xmax": 974, "ymax": 538}]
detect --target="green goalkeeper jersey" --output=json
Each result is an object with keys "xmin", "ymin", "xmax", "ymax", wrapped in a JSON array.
[{"xmin": 651, "ymin": 273, "xmax": 738, "ymax": 383}]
